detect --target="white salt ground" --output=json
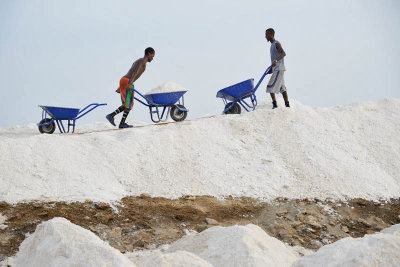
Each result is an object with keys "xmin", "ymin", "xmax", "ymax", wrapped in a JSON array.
[
  {"xmin": 145, "ymin": 81, "xmax": 187, "ymax": 95},
  {"xmin": 291, "ymin": 223, "xmax": 400, "ymax": 267},
  {"xmin": 13, "ymin": 217, "xmax": 135, "ymax": 267},
  {"xmin": 0, "ymin": 98, "xmax": 400, "ymax": 203}
]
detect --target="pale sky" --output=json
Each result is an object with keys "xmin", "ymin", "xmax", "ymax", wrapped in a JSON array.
[{"xmin": 1, "ymin": 0, "xmax": 399, "ymax": 128}]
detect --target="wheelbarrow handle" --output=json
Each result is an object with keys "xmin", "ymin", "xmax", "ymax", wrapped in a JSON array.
[
  {"xmin": 75, "ymin": 103, "xmax": 107, "ymax": 120},
  {"xmin": 253, "ymin": 65, "xmax": 272, "ymax": 93}
]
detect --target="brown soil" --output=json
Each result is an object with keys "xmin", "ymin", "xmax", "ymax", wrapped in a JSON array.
[{"xmin": 0, "ymin": 196, "xmax": 399, "ymax": 261}]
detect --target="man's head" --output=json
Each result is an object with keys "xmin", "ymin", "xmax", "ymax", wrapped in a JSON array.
[
  {"xmin": 145, "ymin": 47, "xmax": 155, "ymax": 62},
  {"xmin": 265, "ymin": 28, "xmax": 275, "ymax": 42}
]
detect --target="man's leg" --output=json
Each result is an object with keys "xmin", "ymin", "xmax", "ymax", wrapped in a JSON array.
[
  {"xmin": 106, "ymin": 105, "xmax": 124, "ymax": 126},
  {"xmin": 282, "ymin": 91, "xmax": 290, "ymax": 107},
  {"xmin": 109, "ymin": 105, "xmax": 124, "ymax": 117},
  {"xmin": 280, "ymin": 72, "xmax": 289, "ymax": 107},
  {"xmin": 267, "ymin": 71, "xmax": 280, "ymax": 109},
  {"xmin": 119, "ymin": 88, "xmax": 134, "ymax": 128},
  {"xmin": 270, "ymin": 93, "xmax": 278, "ymax": 109},
  {"xmin": 119, "ymin": 108, "xmax": 131, "ymax": 127}
]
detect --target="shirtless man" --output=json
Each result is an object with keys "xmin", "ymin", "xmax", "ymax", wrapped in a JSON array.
[
  {"xmin": 106, "ymin": 47, "xmax": 155, "ymax": 128},
  {"xmin": 265, "ymin": 28, "xmax": 290, "ymax": 109}
]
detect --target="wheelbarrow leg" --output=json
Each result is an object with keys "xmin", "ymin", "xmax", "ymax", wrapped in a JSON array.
[
  {"xmin": 159, "ymin": 107, "xmax": 170, "ymax": 122},
  {"xmin": 55, "ymin": 120, "xmax": 66, "ymax": 133},
  {"xmin": 149, "ymin": 106, "xmax": 161, "ymax": 123},
  {"xmin": 67, "ymin": 119, "xmax": 76, "ymax": 133}
]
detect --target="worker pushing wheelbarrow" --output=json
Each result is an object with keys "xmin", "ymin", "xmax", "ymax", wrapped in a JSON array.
[{"xmin": 106, "ymin": 47, "xmax": 188, "ymax": 127}]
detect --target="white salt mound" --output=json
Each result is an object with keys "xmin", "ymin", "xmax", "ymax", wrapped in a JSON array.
[
  {"xmin": 128, "ymin": 250, "xmax": 213, "ymax": 267},
  {"xmin": 145, "ymin": 81, "xmax": 187, "ymax": 95},
  {"xmin": 166, "ymin": 224, "xmax": 299, "ymax": 267},
  {"xmin": 14, "ymin": 217, "xmax": 135, "ymax": 267},
  {"xmin": 1, "ymin": 99, "xmax": 400, "ymax": 203},
  {"xmin": 381, "ymin": 223, "xmax": 400, "ymax": 234},
  {"xmin": 291, "ymin": 223, "xmax": 400, "ymax": 267}
]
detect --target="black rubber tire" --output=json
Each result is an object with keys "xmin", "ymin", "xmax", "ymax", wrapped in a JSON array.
[
  {"xmin": 170, "ymin": 104, "xmax": 188, "ymax": 122},
  {"xmin": 224, "ymin": 102, "xmax": 241, "ymax": 114},
  {"xmin": 38, "ymin": 119, "xmax": 56, "ymax": 134}
]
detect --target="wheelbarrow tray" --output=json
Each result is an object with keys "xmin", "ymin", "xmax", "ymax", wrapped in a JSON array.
[
  {"xmin": 216, "ymin": 79, "xmax": 254, "ymax": 101},
  {"xmin": 145, "ymin": 91, "xmax": 187, "ymax": 106},
  {"xmin": 39, "ymin": 105, "xmax": 80, "ymax": 120}
]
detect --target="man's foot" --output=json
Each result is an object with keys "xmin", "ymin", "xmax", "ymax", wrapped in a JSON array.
[
  {"xmin": 272, "ymin": 101, "xmax": 278, "ymax": 109},
  {"xmin": 106, "ymin": 114, "xmax": 116, "ymax": 126},
  {"xmin": 285, "ymin": 101, "xmax": 290, "ymax": 108},
  {"xmin": 119, "ymin": 123, "xmax": 133, "ymax": 129}
]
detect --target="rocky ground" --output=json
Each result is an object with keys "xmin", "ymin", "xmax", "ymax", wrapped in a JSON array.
[{"xmin": 0, "ymin": 196, "xmax": 399, "ymax": 261}]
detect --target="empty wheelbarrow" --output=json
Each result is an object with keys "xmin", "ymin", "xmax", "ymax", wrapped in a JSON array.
[
  {"xmin": 37, "ymin": 103, "xmax": 107, "ymax": 134},
  {"xmin": 216, "ymin": 66, "xmax": 272, "ymax": 114}
]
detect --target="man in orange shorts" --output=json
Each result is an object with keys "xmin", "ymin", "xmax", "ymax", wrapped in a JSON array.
[{"xmin": 106, "ymin": 47, "xmax": 155, "ymax": 128}]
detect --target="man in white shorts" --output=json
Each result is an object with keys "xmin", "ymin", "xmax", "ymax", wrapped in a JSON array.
[{"xmin": 265, "ymin": 28, "xmax": 290, "ymax": 109}]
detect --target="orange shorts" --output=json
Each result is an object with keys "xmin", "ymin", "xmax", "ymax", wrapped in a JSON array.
[{"xmin": 119, "ymin": 77, "xmax": 135, "ymax": 110}]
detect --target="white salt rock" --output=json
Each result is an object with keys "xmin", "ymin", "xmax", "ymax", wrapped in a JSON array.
[
  {"xmin": 128, "ymin": 250, "xmax": 213, "ymax": 267},
  {"xmin": 291, "ymin": 223, "xmax": 400, "ymax": 267},
  {"xmin": 381, "ymin": 223, "xmax": 400, "ymax": 234},
  {"xmin": 166, "ymin": 224, "xmax": 299, "ymax": 267},
  {"xmin": 145, "ymin": 81, "xmax": 187, "ymax": 95},
  {"xmin": 14, "ymin": 217, "xmax": 135, "ymax": 267}
]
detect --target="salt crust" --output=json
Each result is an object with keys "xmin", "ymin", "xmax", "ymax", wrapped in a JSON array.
[
  {"xmin": 0, "ymin": 99, "xmax": 399, "ymax": 203},
  {"xmin": 291, "ymin": 224, "xmax": 400, "ymax": 267},
  {"xmin": 13, "ymin": 217, "xmax": 135, "ymax": 267},
  {"xmin": 145, "ymin": 81, "xmax": 187, "ymax": 95}
]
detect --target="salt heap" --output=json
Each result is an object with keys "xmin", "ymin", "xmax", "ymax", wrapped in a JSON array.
[
  {"xmin": 291, "ymin": 224, "xmax": 400, "ymax": 267},
  {"xmin": 145, "ymin": 81, "xmax": 187, "ymax": 95},
  {"xmin": 14, "ymin": 217, "xmax": 135, "ymax": 267},
  {"xmin": 1, "ymin": 99, "xmax": 400, "ymax": 203},
  {"xmin": 165, "ymin": 224, "xmax": 299, "ymax": 267},
  {"xmin": 128, "ymin": 250, "xmax": 213, "ymax": 267}
]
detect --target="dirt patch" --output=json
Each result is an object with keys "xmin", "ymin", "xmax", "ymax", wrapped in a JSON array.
[{"xmin": 0, "ymin": 196, "xmax": 399, "ymax": 260}]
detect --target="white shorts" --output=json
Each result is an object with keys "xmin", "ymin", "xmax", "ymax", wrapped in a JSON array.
[{"xmin": 267, "ymin": 71, "xmax": 287, "ymax": 94}]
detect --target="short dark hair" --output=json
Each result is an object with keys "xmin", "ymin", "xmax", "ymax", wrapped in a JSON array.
[
  {"xmin": 145, "ymin": 47, "xmax": 155, "ymax": 55},
  {"xmin": 266, "ymin": 28, "xmax": 275, "ymax": 35}
]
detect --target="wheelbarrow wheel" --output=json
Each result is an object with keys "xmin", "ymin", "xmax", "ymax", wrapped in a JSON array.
[
  {"xmin": 38, "ymin": 119, "xmax": 56, "ymax": 134},
  {"xmin": 224, "ymin": 102, "xmax": 241, "ymax": 114},
  {"xmin": 170, "ymin": 104, "xmax": 187, "ymax": 122}
]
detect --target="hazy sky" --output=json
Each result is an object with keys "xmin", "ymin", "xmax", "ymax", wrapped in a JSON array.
[{"xmin": 1, "ymin": 0, "xmax": 399, "ymax": 128}]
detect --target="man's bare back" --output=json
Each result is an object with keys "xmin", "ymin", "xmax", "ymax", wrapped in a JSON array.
[{"xmin": 124, "ymin": 58, "xmax": 147, "ymax": 87}]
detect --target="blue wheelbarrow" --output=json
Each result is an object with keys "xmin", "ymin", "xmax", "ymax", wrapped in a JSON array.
[
  {"xmin": 216, "ymin": 66, "xmax": 272, "ymax": 114},
  {"xmin": 37, "ymin": 103, "xmax": 107, "ymax": 134},
  {"xmin": 133, "ymin": 89, "xmax": 188, "ymax": 123}
]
